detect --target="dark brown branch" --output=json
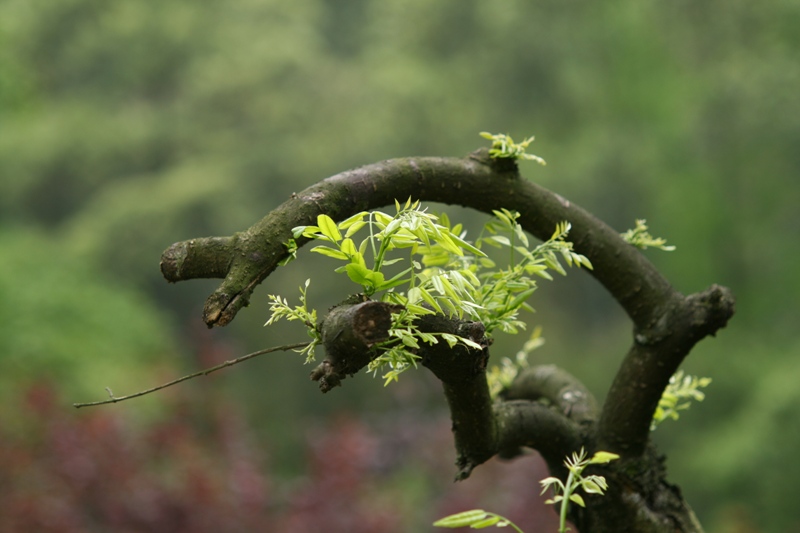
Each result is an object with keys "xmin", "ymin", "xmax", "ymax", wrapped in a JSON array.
[
  {"xmin": 157, "ymin": 148, "xmax": 726, "ymax": 531},
  {"xmin": 310, "ymin": 298, "xmax": 400, "ymax": 392},
  {"xmin": 504, "ymin": 364, "xmax": 599, "ymax": 425},
  {"xmin": 598, "ymin": 284, "xmax": 735, "ymax": 455},
  {"xmin": 311, "ymin": 298, "xmax": 498, "ymax": 477},
  {"xmin": 161, "ymin": 149, "xmax": 675, "ymax": 330},
  {"xmin": 161, "ymin": 236, "xmax": 235, "ymax": 281},
  {"xmin": 493, "ymin": 400, "xmax": 583, "ymax": 472}
]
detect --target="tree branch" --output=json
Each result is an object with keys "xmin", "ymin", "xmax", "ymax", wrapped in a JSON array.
[
  {"xmin": 157, "ymin": 147, "xmax": 729, "ymax": 530},
  {"xmin": 597, "ymin": 284, "xmax": 735, "ymax": 455},
  {"xmin": 73, "ymin": 342, "xmax": 309, "ymax": 408},
  {"xmin": 504, "ymin": 364, "xmax": 599, "ymax": 425},
  {"xmin": 161, "ymin": 149, "xmax": 675, "ymax": 329},
  {"xmin": 493, "ymin": 400, "xmax": 582, "ymax": 472}
]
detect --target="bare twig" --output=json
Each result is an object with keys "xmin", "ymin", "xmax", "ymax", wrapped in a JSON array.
[{"xmin": 73, "ymin": 342, "xmax": 310, "ymax": 408}]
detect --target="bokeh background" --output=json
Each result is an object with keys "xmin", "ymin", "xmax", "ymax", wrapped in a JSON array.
[{"xmin": 1, "ymin": 1, "xmax": 798, "ymax": 531}]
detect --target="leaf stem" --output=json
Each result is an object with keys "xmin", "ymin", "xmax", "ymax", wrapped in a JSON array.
[{"xmin": 559, "ymin": 468, "xmax": 576, "ymax": 533}]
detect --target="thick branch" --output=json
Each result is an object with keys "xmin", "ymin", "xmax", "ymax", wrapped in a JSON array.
[
  {"xmin": 504, "ymin": 364, "xmax": 599, "ymax": 425},
  {"xmin": 159, "ymin": 148, "xmax": 728, "ymax": 531},
  {"xmin": 598, "ymin": 284, "xmax": 735, "ymax": 455},
  {"xmin": 312, "ymin": 299, "xmax": 499, "ymax": 476},
  {"xmin": 161, "ymin": 149, "xmax": 675, "ymax": 330},
  {"xmin": 493, "ymin": 400, "xmax": 582, "ymax": 472},
  {"xmin": 161, "ymin": 236, "xmax": 234, "ymax": 280}
]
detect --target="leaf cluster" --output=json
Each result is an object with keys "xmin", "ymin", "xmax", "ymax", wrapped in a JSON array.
[
  {"xmin": 540, "ymin": 448, "xmax": 620, "ymax": 533},
  {"xmin": 265, "ymin": 279, "xmax": 321, "ymax": 361},
  {"xmin": 473, "ymin": 211, "xmax": 592, "ymax": 336},
  {"xmin": 620, "ymin": 219, "xmax": 675, "ymax": 251},
  {"xmin": 267, "ymin": 201, "xmax": 590, "ymax": 384},
  {"xmin": 435, "ymin": 448, "xmax": 619, "ymax": 533},
  {"xmin": 479, "ymin": 132, "xmax": 546, "ymax": 165},
  {"xmin": 651, "ymin": 370, "xmax": 712, "ymax": 430}
]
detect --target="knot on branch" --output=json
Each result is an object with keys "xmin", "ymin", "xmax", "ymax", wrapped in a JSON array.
[
  {"xmin": 418, "ymin": 317, "xmax": 490, "ymax": 383},
  {"xmin": 311, "ymin": 300, "xmax": 400, "ymax": 392},
  {"xmin": 686, "ymin": 284, "xmax": 735, "ymax": 336},
  {"xmin": 468, "ymin": 147, "xmax": 519, "ymax": 174},
  {"xmin": 633, "ymin": 284, "xmax": 735, "ymax": 347}
]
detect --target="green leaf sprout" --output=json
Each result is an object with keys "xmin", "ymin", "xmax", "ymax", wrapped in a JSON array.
[
  {"xmin": 433, "ymin": 509, "xmax": 524, "ymax": 532},
  {"xmin": 540, "ymin": 448, "xmax": 620, "ymax": 533},
  {"xmin": 437, "ymin": 448, "xmax": 619, "ymax": 533},
  {"xmin": 621, "ymin": 219, "xmax": 675, "ymax": 251},
  {"xmin": 269, "ymin": 200, "xmax": 590, "ymax": 384},
  {"xmin": 480, "ymin": 131, "xmax": 546, "ymax": 165},
  {"xmin": 265, "ymin": 279, "xmax": 321, "ymax": 362},
  {"xmin": 651, "ymin": 370, "xmax": 712, "ymax": 430}
]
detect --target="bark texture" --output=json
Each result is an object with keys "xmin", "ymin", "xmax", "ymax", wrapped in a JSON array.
[{"xmin": 161, "ymin": 148, "xmax": 734, "ymax": 532}]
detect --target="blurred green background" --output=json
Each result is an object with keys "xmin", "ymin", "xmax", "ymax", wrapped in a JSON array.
[{"xmin": 1, "ymin": 0, "xmax": 798, "ymax": 531}]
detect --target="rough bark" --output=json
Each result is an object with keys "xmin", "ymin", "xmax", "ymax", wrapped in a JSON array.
[{"xmin": 160, "ymin": 148, "xmax": 734, "ymax": 532}]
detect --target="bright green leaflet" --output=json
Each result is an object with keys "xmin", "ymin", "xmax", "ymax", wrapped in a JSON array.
[
  {"xmin": 480, "ymin": 131, "xmax": 546, "ymax": 164},
  {"xmin": 651, "ymin": 370, "xmax": 712, "ymax": 430},
  {"xmin": 620, "ymin": 219, "xmax": 676, "ymax": 251}
]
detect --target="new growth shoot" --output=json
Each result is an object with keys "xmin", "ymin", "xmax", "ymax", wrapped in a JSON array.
[
  {"xmin": 435, "ymin": 448, "xmax": 619, "ymax": 533},
  {"xmin": 480, "ymin": 131, "xmax": 547, "ymax": 165},
  {"xmin": 268, "ymin": 200, "xmax": 590, "ymax": 385}
]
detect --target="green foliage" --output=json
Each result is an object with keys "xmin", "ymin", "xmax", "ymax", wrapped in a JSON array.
[
  {"xmin": 620, "ymin": 219, "xmax": 675, "ymax": 251},
  {"xmin": 436, "ymin": 449, "xmax": 619, "ymax": 533},
  {"xmin": 651, "ymin": 370, "xmax": 712, "ymax": 430},
  {"xmin": 270, "ymin": 201, "xmax": 590, "ymax": 384},
  {"xmin": 433, "ymin": 509, "xmax": 524, "ymax": 532},
  {"xmin": 0, "ymin": 228, "xmax": 176, "ymax": 414},
  {"xmin": 540, "ymin": 449, "xmax": 620, "ymax": 533},
  {"xmin": 480, "ymin": 132, "xmax": 546, "ymax": 165},
  {"xmin": 265, "ymin": 279, "xmax": 320, "ymax": 361},
  {"xmin": 474, "ymin": 212, "xmax": 592, "ymax": 334}
]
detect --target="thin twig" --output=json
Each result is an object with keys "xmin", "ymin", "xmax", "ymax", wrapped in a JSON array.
[{"xmin": 73, "ymin": 342, "xmax": 310, "ymax": 408}]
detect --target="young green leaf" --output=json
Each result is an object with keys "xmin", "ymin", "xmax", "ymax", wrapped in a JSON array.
[
  {"xmin": 433, "ymin": 510, "xmax": 489, "ymax": 528},
  {"xmin": 317, "ymin": 214, "xmax": 342, "ymax": 242},
  {"xmin": 569, "ymin": 494, "xmax": 586, "ymax": 507},
  {"xmin": 589, "ymin": 451, "xmax": 620, "ymax": 464},
  {"xmin": 470, "ymin": 516, "xmax": 502, "ymax": 528},
  {"xmin": 310, "ymin": 245, "xmax": 349, "ymax": 261}
]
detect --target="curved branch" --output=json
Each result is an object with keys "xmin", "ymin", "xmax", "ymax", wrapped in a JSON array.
[
  {"xmin": 504, "ymin": 364, "xmax": 599, "ymax": 425},
  {"xmin": 598, "ymin": 284, "xmax": 735, "ymax": 456},
  {"xmin": 493, "ymin": 400, "xmax": 582, "ymax": 472},
  {"xmin": 161, "ymin": 149, "xmax": 674, "ymax": 329}
]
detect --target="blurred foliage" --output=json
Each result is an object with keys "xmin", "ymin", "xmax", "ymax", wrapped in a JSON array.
[
  {"xmin": 1, "ymin": 0, "xmax": 798, "ymax": 530},
  {"xmin": 0, "ymin": 381, "xmax": 557, "ymax": 533},
  {"xmin": 0, "ymin": 227, "xmax": 176, "ymax": 419}
]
